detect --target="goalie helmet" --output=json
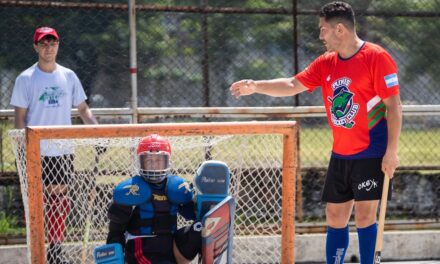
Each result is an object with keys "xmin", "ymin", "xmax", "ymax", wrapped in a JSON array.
[{"xmin": 136, "ymin": 134, "xmax": 171, "ymax": 183}]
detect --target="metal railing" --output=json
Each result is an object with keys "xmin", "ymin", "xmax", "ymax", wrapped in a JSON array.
[{"xmin": 1, "ymin": 105, "xmax": 440, "ymax": 171}]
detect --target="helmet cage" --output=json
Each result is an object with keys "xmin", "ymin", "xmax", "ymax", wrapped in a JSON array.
[{"xmin": 138, "ymin": 151, "xmax": 170, "ymax": 183}]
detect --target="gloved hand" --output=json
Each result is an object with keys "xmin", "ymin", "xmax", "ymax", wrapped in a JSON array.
[{"xmin": 94, "ymin": 243, "xmax": 124, "ymax": 264}]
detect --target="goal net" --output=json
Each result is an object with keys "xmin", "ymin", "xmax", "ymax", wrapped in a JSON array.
[{"xmin": 8, "ymin": 121, "xmax": 297, "ymax": 264}]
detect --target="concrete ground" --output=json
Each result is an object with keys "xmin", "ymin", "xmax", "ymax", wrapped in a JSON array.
[
  {"xmin": 344, "ymin": 260, "xmax": 440, "ymax": 264},
  {"xmin": 1, "ymin": 230, "xmax": 439, "ymax": 263},
  {"xmin": 281, "ymin": 259, "xmax": 440, "ymax": 263}
]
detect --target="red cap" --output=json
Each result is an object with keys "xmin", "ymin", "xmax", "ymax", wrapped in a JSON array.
[{"xmin": 33, "ymin": 27, "xmax": 59, "ymax": 43}]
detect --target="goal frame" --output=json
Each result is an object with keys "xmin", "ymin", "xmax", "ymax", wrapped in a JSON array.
[{"xmin": 25, "ymin": 121, "xmax": 298, "ymax": 264}]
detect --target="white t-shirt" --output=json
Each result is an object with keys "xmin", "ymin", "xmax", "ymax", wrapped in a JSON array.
[{"xmin": 10, "ymin": 63, "xmax": 87, "ymax": 156}]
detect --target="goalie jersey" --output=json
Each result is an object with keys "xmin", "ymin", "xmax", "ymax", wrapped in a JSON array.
[{"xmin": 108, "ymin": 175, "xmax": 195, "ymax": 238}]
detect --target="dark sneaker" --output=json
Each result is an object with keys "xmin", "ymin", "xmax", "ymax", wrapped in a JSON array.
[
  {"xmin": 47, "ymin": 243, "xmax": 61, "ymax": 264},
  {"xmin": 47, "ymin": 243, "xmax": 73, "ymax": 264}
]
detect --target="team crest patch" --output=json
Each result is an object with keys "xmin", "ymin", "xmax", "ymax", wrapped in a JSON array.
[{"xmin": 327, "ymin": 77, "xmax": 359, "ymax": 129}]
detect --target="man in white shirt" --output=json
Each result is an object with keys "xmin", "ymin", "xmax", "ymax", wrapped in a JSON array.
[{"xmin": 10, "ymin": 26, "xmax": 99, "ymax": 264}]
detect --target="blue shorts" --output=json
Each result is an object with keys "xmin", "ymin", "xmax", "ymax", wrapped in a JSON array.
[{"xmin": 321, "ymin": 157, "xmax": 392, "ymax": 203}]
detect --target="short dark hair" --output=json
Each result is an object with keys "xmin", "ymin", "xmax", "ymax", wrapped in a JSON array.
[
  {"xmin": 319, "ymin": 1, "xmax": 355, "ymax": 29},
  {"xmin": 37, "ymin": 35, "xmax": 58, "ymax": 44}
]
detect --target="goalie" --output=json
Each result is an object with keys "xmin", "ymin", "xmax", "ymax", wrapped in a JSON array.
[{"xmin": 103, "ymin": 134, "xmax": 202, "ymax": 264}]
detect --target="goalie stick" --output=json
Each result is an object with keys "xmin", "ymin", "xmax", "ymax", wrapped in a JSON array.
[
  {"xmin": 81, "ymin": 150, "xmax": 103, "ymax": 264},
  {"xmin": 373, "ymin": 172, "xmax": 390, "ymax": 264}
]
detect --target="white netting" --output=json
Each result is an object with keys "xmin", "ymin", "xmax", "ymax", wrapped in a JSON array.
[{"xmin": 9, "ymin": 129, "xmax": 286, "ymax": 263}]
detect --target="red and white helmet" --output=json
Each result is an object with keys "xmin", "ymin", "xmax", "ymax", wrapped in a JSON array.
[{"xmin": 136, "ymin": 134, "xmax": 171, "ymax": 183}]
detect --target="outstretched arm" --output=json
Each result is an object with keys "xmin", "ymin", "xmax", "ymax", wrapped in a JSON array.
[
  {"xmin": 229, "ymin": 77, "xmax": 308, "ymax": 98},
  {"xmin": 382, "ymin": 94, "xmax": 402, "ymax": 179}
]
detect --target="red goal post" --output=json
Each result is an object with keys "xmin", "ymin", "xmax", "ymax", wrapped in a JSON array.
[{"xmin": 23, "ymin": 121, "xmax": 298, "ymax": 264}]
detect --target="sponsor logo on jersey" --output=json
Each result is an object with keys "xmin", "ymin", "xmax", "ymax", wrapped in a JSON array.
[
  {"xmin": 384, "ymin": 73, "xmax": 398, "ymax": 88},
  {"xmin": 358, "ymin": 179, "xmax": 378, "ymax": 191},
  {"xmin": 153, "ymin": 193, "xmax": 167, "ymax": 201},
  {"xmin": 123, "ymin": 184, "xmax": 140, "ymax": 196},
  {"xmin": 327, "ymin": 77, "xmax": 359, "ymax": 129},
  {"xmin": 39, "ymin": 86, "xmax": 65, "ymax": 107}
]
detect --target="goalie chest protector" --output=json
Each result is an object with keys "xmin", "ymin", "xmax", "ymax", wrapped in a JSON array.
[
  {"xmin": 113, "ymin": 175, "xmax": 193, "ymax": 235},
  {"xmin": 113, "ymin": 175, "xmax": 151, "ymax": 206}
]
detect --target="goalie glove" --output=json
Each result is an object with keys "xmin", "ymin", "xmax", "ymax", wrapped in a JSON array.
[
  {"xmin": 94, "ymin": 243, "xmax": 124, "ymax": 264},
  {"xmin": 193, "ymin": 160, "xmax": 231, "ymax": 220}
]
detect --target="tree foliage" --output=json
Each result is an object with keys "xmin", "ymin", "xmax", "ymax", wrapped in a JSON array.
[{"xmin": 0, "ymin": 0, "xmax": 439, "ymax": 108}]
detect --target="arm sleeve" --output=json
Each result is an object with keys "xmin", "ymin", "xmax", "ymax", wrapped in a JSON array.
[
  {"xmin": 10, "ymin": 76, "xmax": 29, "ymax": 108},
  {"xmin": 294, "ymin": 55, "xmax": 324, "ymax": 92},
  {"xmin": 71, "ymin": 72, "xmax": 87, "ymax": 107},
  {"xmin": 372, "ymin": 51, "xmax": 400, "ymax": 99},
  {"xmin": 106, "ymin": 202, "xmax": 133, "ymax": 247}
]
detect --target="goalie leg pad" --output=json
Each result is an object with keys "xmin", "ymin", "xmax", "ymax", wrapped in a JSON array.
[
  {"xmin": 46, "ymin": 194, "xmax": 70, "ymax": 243},
  {"xmin": 174, "ymin": 222, "xmax": 202, "ymax": 260}
]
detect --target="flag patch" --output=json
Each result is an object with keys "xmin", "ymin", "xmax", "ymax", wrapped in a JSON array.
[{"xmin": 384, "ymin": 73, "xmax": 398, "ymax": 88}]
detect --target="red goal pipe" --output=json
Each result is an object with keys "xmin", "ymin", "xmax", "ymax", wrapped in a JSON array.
[{"xmin": 25, "ymin": 121, "xmax": 298, "ymax": 264}]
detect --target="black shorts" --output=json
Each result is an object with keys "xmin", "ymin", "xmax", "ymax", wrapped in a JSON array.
[
  {"xmin": 321, "ymin": 157, "xmax": 392, "ymax": 203},
  {"xmin": 41, "ymin": 155, "xmax": 74, "ymax": 186}
]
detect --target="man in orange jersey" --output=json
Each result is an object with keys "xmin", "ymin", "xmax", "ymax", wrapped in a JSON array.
[{"xmin": 230, "ymin": 2, "xmax": 402, "ymax": 264}]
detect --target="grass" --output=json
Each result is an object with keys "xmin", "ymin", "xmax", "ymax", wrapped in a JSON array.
[
  {"xmin": 0, "ymin": 121, "xmax": 438, "ymax": 235},
  {"xmin": 0, "ymin": 212, "xmax": 25, "ymax": 235},
  {"xmin": 1, "ymin": 121, "xmax": 439, "ymax": 173},
  {"xmin": 1, "ymin": 121, "xmax": 17, "ymax": 172},
  {"xmin": 300, "ymin": 127, "xmax": 440, "ymax": 167}
]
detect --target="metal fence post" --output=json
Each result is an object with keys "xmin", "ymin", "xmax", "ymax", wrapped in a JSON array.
[{"xmin": 129, "ymin": 0, "xmax": 138, "ymax": 123}]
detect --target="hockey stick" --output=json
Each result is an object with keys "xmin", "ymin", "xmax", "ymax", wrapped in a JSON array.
[
  {"xmin": 373, "ymin": 172, "xmax": 390, "ymax": 264},
  {"xmin": 81, "ymin": 154, "xmax": 100, "ymax": 264}
]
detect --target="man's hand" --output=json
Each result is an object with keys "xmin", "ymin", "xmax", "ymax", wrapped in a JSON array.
[
  {"xmin": 382, "ymin": 151, "xmax": 399, "ymax": 179},
  {"xmin": 230, "ymin": 79, "xmax": 257, "ymax": 99}
]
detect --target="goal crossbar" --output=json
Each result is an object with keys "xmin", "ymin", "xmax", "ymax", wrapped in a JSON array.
[{"xmin": 25, "ymin": 121, "xmax": 298, "ymax": 264}]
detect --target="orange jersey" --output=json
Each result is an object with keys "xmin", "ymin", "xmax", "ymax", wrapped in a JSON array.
[{"xmin": 296, "ymin": 42, "xmax": 399, "ymax": 158}]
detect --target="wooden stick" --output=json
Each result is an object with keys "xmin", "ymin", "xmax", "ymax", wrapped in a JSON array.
[
  {"xmin": 373, "ymin": 172, "xmax": 390, "ymax": 264},
  {"xmin": 81, "ymin": 155, "xmax": 99, "ymax": 264}
]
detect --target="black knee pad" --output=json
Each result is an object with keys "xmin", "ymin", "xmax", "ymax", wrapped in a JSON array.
[{"xmin": 174, "ymin": 222, "xmax": 202, "ymax": 260}]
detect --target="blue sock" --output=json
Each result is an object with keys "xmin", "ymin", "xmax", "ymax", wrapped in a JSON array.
[
  {"xmin": 357, "ymin": 223, "xmax": 377, "ymax": 264},
  {"xmin": 326, "ymin": 225, "xmax": 349, "ymax": 264}
]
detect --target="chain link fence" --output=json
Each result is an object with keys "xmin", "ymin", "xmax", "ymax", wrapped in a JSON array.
[
  {"xmin": 1, "ymin": 1, "xmax": 439, "ymax": 108},
  {"xmin": 0, "ymin": 0, "xmax": 439, "ymax": 241}
]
